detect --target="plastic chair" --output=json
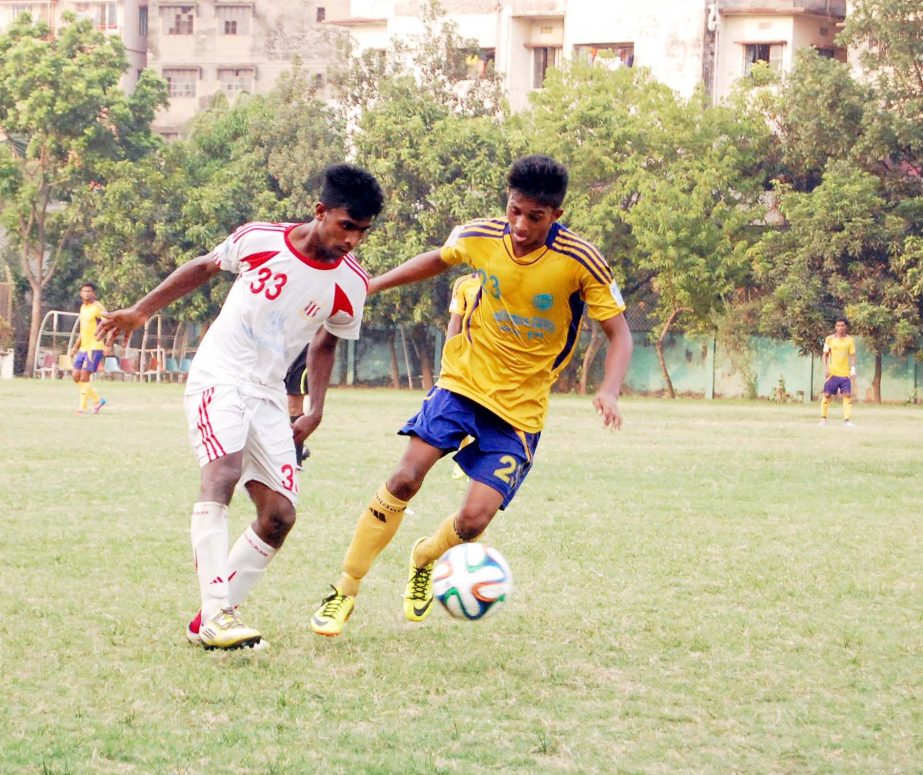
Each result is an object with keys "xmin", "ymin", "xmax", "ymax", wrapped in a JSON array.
[
  {"xmin": 37, "ymin": 351, "xmax": 57, "ymax": 379},
  {"xmin": 103, "ymin": 356, "xmax": 124, "ymax": 380}
]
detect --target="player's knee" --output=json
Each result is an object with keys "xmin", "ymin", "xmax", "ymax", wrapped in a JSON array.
[
  {"xmin": 260, "ymin": 504, "xmax": 296, "ymax": 545},
  {"xmin": 387, "ymin": 467, "xmax": 425, "ymax": 501},
  {"xmin": 455, "ymin": 509, "xmax": 493, "ymax": 541}
]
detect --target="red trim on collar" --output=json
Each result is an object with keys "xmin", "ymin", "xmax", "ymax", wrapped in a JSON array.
[{"xmin": 284, "ymin": 223, "xmax": 344, "ymax": 270}]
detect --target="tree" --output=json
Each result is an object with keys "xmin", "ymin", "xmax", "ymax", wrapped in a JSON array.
[
  {"xmin": 334, "ymin": 2, "xmax": 510, "ymax": 388},
  {"xmin": 0, "ymin": 13, "xmax": 166, "ymax": 374},
  {"xmin": 86, "ymin": 67, "xmax": 346, "ymax": 321},
  {"xmin": 839, "ymin": 0, "xmax": 923, "ymax": 121},
  {"xmin": 748, "ymin": 51, "xmax": 923, "ymax": 401},
  {"xmin": 754, "ymin": 162, "xmax": 922, "ymax": 402},
  {"xmin": 523, "ymin": 62, "xmax": 769, "ymax": 395}
]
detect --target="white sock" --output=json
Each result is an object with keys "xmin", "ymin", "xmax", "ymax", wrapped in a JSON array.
[
  {"xmin": 227, "ymin": 526, "xmax": 277, "ymax": 609},
  {"xmin": 190, "ymin": 501, "xmax": 230, "ymax": 622}
]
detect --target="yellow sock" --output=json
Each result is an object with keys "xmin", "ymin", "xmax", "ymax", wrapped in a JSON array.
[
  {"xmin": 79, "ymin": 383, "xmax": 89, "ymax": 411},
  {"xmin": 412, "ymin": 513, "xmax": 485, "ymax": 568},
  {"xmin": 843, "ymin": 395, "xmax": 852, "ymax": 420},
  {"xmin": 337, "ymin": 485, "xmax": 408, "ymax": 597},
  {"xmin": 86, "ymin": 384, "xmax": 100, "ymax": 404},
  {"xmin": 820, "ymin": 395, "xmax": 830, "ymax": 418}
]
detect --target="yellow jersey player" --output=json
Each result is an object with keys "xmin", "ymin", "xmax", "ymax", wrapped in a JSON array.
[
  {"xmin": 820, "ymin": 317, "xmax": 857, "ymax": 427},
  {"xmin": 311, "ymin": 154, "xmax": 633, "ymax": 636},
  {"xmin": 446, "ymin": 272, "xmax": 480, "ymax": 479},
  {"xmin": 69, "ymin": 282, "xmax": 107, "ymax": 414}
]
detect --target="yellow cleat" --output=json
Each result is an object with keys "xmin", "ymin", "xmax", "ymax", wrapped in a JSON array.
[
  {"xmin": 311, "ymin": 586, "xmax": 355, "ymax": 637},
  {"xmin": 199, "ymin": 607, "xmax": 263, "ymax": 651},
  {"xmin": 403, "ymin": 538, "xmax": 435, "ymax": 622}
]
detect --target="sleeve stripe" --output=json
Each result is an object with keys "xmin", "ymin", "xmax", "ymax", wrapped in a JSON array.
[
  {"xmin": 553, "ymin": 232, "xmax": 613, "ymax": 281},
  {"xmin": 554, "ymin": 248, "xmax": 611, "ymax": 285}
]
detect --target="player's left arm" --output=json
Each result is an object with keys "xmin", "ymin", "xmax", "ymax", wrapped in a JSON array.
[
  {"xmin": 294, "ymin": 328, "xmax": 340, "ymax": 444},
  {"xmin": 849, "ymin": 339, "xmax": 857, "ymax": 376},
  {"xmin": 593, "ymin": 313, "xmax": 633, "ymax": 430}
]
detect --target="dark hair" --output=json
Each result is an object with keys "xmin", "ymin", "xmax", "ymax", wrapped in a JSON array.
[
  {"xmin": 507, "ymin": 155, "xmax": 569, "ymax": 209},
  {"xmin": 320, "ymin": 163, "xmax": 384, "ymax": 221},
  {"xmin": 835, "ymin": 316, "xmax": 849, "ymax": 326},
  {"xmin": 81, "ymin": 282, "xmax": 96, "ymax": 292}
]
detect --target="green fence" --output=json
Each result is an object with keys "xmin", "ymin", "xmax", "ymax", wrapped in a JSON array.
[{"xmin": 331, "ymin": 328, "xmax": 920, "ymax": 403}]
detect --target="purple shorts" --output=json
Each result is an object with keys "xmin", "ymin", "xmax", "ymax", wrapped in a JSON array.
[
  {"xmin": 824, "ymin": 375, "xmax": 851, "ymax": 396},
  {"xmin": 74, "ymin": 349, "xmax": 104, "ymax": 373}
]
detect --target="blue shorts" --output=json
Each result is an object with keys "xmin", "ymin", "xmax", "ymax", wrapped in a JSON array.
[
  {"xmin": 74, "ymin": 350, "xmax": 104, "ymax": 373},
  {"xmin": 824, "ymin": 376, "xmax": 851, "ymax": 396},
  {"xmin": 399, "ymin": 387, "xmax": 540, "ymax": 510}
]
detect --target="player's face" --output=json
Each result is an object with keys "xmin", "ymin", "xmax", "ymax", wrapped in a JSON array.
[
  {"xmin": 505, "ymin": 190, "xmax": 563, "ymax": 256},
  {"xmin": 79, "ymin": 286, "xmax": 95, "ymax": 303},
  {"xmin": 835, "ymin": 321, "xmax": 847, "ymax": 336},
  {"xmin": 313, "ymin": 203, "xmax": 374, "ymax": 261}
]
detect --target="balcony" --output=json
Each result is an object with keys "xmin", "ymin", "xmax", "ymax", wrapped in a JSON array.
[{"xmin": 718, "ymin": 0, "xmax": 846, "ymax": 16}]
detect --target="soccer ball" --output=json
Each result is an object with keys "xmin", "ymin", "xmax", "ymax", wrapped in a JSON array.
[{"xmin": 433, "ymin": 543, "xmax": 512, "ymax": 620}]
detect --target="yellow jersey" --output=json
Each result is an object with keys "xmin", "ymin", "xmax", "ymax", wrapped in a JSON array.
[
  {"xmin": 438, "ymin": 218, "xmax": 626, "ymax": 432},
  {"xmin": 823, "ymin": 334, "xmax": 855, "ymax": 378},
  {"xmin": 448, "ymin": 274, "xmax": 481, "ymax": 319},
  {"xmin": 78, "ymin": 301, "xmax": 105, "ymax": 352}
]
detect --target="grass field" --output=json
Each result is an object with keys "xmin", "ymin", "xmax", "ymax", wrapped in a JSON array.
[{"xmin": 0, "ymin": 379, "xmax": 920, "ymax": 774}]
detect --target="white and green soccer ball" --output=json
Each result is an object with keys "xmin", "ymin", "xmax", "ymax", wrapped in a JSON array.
[{"xmin": 433, "ymin": 543, "xmax": 512, "ymax": 620}]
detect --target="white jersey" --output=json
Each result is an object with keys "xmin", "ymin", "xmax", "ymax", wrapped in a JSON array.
[{"xmin": 185, "ymin": 221, "xmax": 368, "ymax": 402}]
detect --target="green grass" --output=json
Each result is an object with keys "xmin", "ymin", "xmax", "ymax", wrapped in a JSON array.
[{"xmin": 0, "ymin": 380, "xmax": 920, "ymax": 774}]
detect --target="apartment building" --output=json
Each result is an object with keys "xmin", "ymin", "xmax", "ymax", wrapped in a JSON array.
[
  {"xmin": 328, "ymin": 0, "xmax": 847, "ymax": 109},
  {"xmin": 147, "ymin": 0, "xmax": 349, "ymax": 137},
  {"xmin": 0, "ymin": 0, "xmax": 149, "ymax": 91}
]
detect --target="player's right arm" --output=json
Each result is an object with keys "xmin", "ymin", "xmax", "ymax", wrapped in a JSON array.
[
  {"xmin": 821, "ymin": 337, "xmax": 831, "ymax": 378},
  {"xmin": 97, "ymin": 254, "xmax": 221, "ymax": 345},
  {"xmin": 368, "ymin": 249, "xmax": 449, "ymax": 295}
]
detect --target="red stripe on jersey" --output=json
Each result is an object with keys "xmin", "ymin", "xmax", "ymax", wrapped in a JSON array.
[
  {"xmin": 343, "ymin": 254, "xmax": 370, "ymax": 289},
  {"xmin": 231, "ymin": 223, "xmax": 288, "ymax": 244},
  {"xmin": 240, "ymin": 250, "xmax": 279, "ymax": 271}
]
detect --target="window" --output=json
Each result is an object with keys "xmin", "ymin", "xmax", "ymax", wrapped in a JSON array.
[
  {"xmin": 575, "ymin": 42, "xmax": 635, "ymax": 69},
  {"xmin": 465, "ymin": 48, "xmax": 495, "ymax": 79},
  {"xmin": 11, "ymin": 4, "xmax": 34, "ymax": 18},
  {"xmin": 96, "ymin": 2, "xmax": 117, "ymax": 30},
  {"xmin": 316, "ymin": 6, "xmax": 325, "ymax": 22},
  {"xmin": 217, "ymin": 5, "xmax": 251, "ymax": 35},
  {"xmin": 217, "ymin": 67, "xmax": 254, "ymax": 97},
  {"xmin": 815, "ymin": 47, "xmax": 835, "ymax": 59},
  {"xmin": 532, "ymin": 47, "xmax": 561, "ymax": 88},
  {"xmin": 139, "ymin": 5, "xmax": 148, "ymax": 36},
  {"xmin": 743, "ymin": 43, "xmax": 783, "ymax": 75},
  {"xmin": 313, "ymin": 72, "xmax": 324, "ymax": 88},
  {"xmin": 162, "ymin": 5, "xmax": 194, "ymax": 35},
  {"xmin": 163, "ymin": 68, "xmax": 198, "ymax": 98}
]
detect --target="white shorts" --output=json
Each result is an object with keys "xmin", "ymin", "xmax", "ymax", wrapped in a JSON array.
[{"xmin": 184, "ymin": 385, "xmax": 299, "ymax": 505}]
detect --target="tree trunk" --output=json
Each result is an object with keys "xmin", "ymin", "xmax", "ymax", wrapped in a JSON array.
[
  {"xmin": 409, "ymin": 323, "xmax": 434, "ymax": 390},
  {"xmin": 873, "ymin": 353, "xmax": 882, "ymax": 404},
  {"xmin": 656, "ymin": 307, "xmax": 691, "ymax": 399},
  {"xmin": 25, "ymin": 278, "xmax": 42, "ymax": 377},
  {"xmin": 578, "ymin": 320, "xmax": 604, "ymax": 395},
  {"xmin": 388, "ymin": 335, "xmax": 401, "ymax": 389}
]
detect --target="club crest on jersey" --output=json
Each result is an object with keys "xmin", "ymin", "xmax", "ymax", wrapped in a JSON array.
[
  {"xmin": 532, "ymin": 293, "xmax": 553, "ymax": 311},
  {"xmin": 302, "ymin": 302, "xmax": 320, "ymax": 318}
]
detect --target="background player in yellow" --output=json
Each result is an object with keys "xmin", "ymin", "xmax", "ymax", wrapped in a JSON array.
[
  {"xmin": 820, "ymin": 317, "xmax": 857, "ymax": 427},
  {"xmin": 311, "ymin": 154, "xmax": 634, "ymax": 636},
  {"xmin": 69, "ymin": 282, "xmax": 107, "ymax": 414},
  {"xmin": 446, "ymin": 272, "xmax": 480, "ymax": 479}
]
